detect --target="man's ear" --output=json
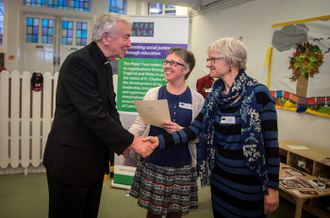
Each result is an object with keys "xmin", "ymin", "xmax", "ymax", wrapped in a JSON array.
[{"xmin": 101, "ymin": 32, "xmax": 111, "ymax": 45}]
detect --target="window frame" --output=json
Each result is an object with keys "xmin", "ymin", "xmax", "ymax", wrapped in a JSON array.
[
  {"xmin": 24, "ymin": 0, "xmax": 90, "ymax": 12},
  {"xmin": 109, "ymin": 0, "xmax": 126, "ymax": 14},
  {"xmin": 148, "ymin": 3, "xmax": 176, "ymax": 15}
]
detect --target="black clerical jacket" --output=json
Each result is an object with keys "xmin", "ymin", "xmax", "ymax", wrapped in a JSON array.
[{"xmin": 43, "ymin": 42, "xmax": 134, "ymax": 186}]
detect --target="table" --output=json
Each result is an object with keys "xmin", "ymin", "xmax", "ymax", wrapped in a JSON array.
[
  {"xmin": 279, "ymin": 163, "xmax": 330, "ymax": 218},
  {"xmin": 278, "ymin": 140, "xmax": 330, "ymax": 218}
]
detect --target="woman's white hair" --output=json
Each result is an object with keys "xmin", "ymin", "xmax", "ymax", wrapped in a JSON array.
[
  {"xmin": 91, "ymin": 13, "xmax": 133, "ymax": 42},
  {"xmin": 207, "ymin": 37, "xmax": 247, "ymax": 70}
]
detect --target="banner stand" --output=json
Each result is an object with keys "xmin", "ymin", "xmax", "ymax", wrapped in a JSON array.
[
  {"xmin": 111, "ymin": 112, "xmax": 138, "ymax": 190},
  {"xmin": 112, "ymin": 15, "xmax": 189, "ymax": 190}
]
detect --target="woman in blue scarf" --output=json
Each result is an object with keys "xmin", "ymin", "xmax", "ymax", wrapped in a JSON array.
[{"xmin": 145, "ymin": 38, "xmax": 280, "ymax": 217}]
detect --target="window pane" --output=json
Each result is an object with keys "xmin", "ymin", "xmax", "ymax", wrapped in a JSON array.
[
  {"xmin": 48, "ymin": 0, "xmax": 69, "ymax": 9},
  {"xmin": 165, "ymin": 5, "xmax": 175, "ymax": 9},
  {"xmin": 149, "ymin": 3, "xmax": 176, "ymax": 15},
  {"xmin": 76, "ymin": 22, "xmax": 87, "ymax": 46},
  {"xmin": 33, "ymin": 18, "xmax": 39, "ymax": 26},
  {"xmin": 25, "ymin": 0, "xmax": 47, "ymax": 7},
  {"xmin": 82, "ymin": 22, "xmax": 87, "ymax": 30},
  {"xmin": 25, "ymin": 0, "xmax": 89, "ymax": 11},
  {"xmin": 69, "ymin": 0, "xmax": 89, "ymax": 11},
  {"xmin": 68, "ymin": 29, "xmax": 73, "ymax": 37},
  {"xmin": 42, "ymin": 18, "xmax": 54, "ymax": 44},
  {"xmin": 109, "ymin": 0, "xmax": 125, "ymax": 14},
  {"xmin": 165, "ymin": 10, "xmax": 176, "ymax": 14},
  {"xmin": 109, "ymin": 0, "xmax": 123, "ymax": 8},
  {"xmin": 68, "ymin": 21, "xmax": 73, "ymax": 29},
  {"xmin": 149, "ymin": 3, "xmax": 163, "ymax": 15},
  {"xmin": 110, "ymin": 0, "xmax": 116, "ymax": 7},
  {"xmin": 26, "ymin": 17, "xmax": 39, "ymax": 43},
  {"xmin": 27, "ymin": 26, "xmax": 33, "ymax": 34},
  {"xmin": 116, "ymin": 0, "xmax": 123, "ymax": 8},
  {"xmin": 164, "ymin": 4, "xmax": 176, "ymax": 15},
  {"xmin": 62, "ymin": 20, "xmax": 73, "ymax": 45}
]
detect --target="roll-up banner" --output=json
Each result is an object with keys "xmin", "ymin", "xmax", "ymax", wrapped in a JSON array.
[{"xmin": 112, "ymin": 16, "xmax": 189, "ymax": 189}]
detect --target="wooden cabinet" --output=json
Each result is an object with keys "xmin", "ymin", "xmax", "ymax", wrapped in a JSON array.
[
  {"xmin": 279, "ymin": 140, "xmax": 330, "ymax": 218},
  {"xmin": 279, "ymin": 140, "xmax": 330, "ymax": 178}
]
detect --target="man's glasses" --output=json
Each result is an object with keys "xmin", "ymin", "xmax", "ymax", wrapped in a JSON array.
[
  {"xmin": 162, "ymin": 60, "xmax": 185, "ymax": 67},
  {"xmin": 206, "ymin": 57, "xmax": 225, "ymax": 63}
]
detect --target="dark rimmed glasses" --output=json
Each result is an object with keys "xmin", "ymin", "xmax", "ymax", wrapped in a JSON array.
[
  {"xmin": 162, "ymin": 60, "xmax": 185, "ymax": 67},
  {"xmin": 206, "ymin": 57, "xmax": 225, "ymax": 63}
]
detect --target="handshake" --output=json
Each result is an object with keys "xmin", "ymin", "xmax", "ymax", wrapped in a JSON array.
[
  {"xmin": 123, "ymin": 136, "xmax": 159, "ymax": 158},
  {"xmin": 122, "ymin": 121, "xmax": 182, "ymax": 158}
]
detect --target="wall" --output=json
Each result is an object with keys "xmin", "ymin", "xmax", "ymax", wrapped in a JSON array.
[
  {"xmin": 187, "ymin": 0, "xmax": 330, "ymax": 150},
  {"xmin": 2, "ymin": 0, "xmax": 330, "ymax": 150},
  {"xmin": 127, "ymin": 1, "xmax": 149, "ymax": 15}
]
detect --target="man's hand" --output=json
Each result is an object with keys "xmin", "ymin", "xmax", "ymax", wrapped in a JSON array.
[
  {"xmin": 122, "ymin": 146, "xmax": 131, "ymax": 158},
  {"xmin": 264, "ymin": 188, "xmax": 279, "ymax": 215},
  {"xmin": 130, "ymin": 136, "xmax": 154, "ymax": 158}
]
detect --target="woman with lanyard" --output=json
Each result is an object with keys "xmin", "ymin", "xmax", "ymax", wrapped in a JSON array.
[
  {"xmin": 128, "ymin": 47, "xmax": 204, "ymax": 218},
  {"xmin": 144, "ymin": 38, "xmax": 280, "ymax": 217}
]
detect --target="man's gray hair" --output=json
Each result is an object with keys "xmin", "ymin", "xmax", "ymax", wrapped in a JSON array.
[{"xmin": 91, "ymin": 13, "xmax": 133, "ymax": 42}]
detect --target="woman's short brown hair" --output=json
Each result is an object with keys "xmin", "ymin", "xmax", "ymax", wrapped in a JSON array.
[{"xmin": 166, "ymin": 47, "xmax": 196, "ymax": 80}]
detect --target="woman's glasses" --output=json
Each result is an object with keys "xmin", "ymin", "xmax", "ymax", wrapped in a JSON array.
[
  {"xmin": 206, "ymin": 57, "xmax": 225, "ymax": 63},
  {"xmin": 162, "ymin": 60, "xmax": 185, "ymax": 67}
]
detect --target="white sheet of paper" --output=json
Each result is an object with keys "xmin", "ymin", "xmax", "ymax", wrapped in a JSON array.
[
  {"xmin": 133, "ymin": 100, "xmax": 171, "ymax": 128},
  {"xmin": 287, "ymin": 145, "xmax": 309, "ymax": 150}
]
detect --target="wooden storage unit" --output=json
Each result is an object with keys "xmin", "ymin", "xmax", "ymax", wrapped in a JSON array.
[
  {"xmin": 279, "ymin": 140, "xmax": 330, "ymax": 178},
  {"xmin": 279, "ymin": 140, "xmax": 330, "ymax": 218}
]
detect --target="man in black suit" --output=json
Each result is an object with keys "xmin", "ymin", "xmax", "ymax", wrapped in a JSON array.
[{"xmin": 43, "ymin": 13, "xmax": 155, "ymax": 218}]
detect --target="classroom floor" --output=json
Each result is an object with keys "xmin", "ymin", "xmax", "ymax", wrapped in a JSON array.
[{"xmin": 0, "ymin": 172, "xmax": 318, "ymax": 218}]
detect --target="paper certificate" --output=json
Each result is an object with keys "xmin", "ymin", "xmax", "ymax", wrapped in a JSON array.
[{"xmin": 133, "ymin": 100, "xmax": 171, "ymax": 127}]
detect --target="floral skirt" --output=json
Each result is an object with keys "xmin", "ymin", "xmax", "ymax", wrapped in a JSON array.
[{"xmin": 130, "ymin": 159, "xmax": 198, "ymax": 216}]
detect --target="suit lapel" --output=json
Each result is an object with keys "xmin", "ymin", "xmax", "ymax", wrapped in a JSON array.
[
  {"xmin": 88, "ymin": 42, "xmax": 117, "ymax": 108},
  {"xmin": 104, "ymin": 61, "xmax": 116, "ymax": 108}
]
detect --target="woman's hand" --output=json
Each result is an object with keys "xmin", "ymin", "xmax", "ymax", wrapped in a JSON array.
[
  {"xmin": 161, "ymin": 120, "xmax": 183, "ymax": 133},
  {"xmin": 264, "ymin": 188, "xmax": 279, "ymax": 215},
  {"xmin": 143, "ymin": 136, "xmax": 159, "ymax": 150}
]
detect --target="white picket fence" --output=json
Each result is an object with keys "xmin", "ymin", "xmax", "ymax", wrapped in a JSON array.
[{"xmin": 0, "ymin": 71, "xmax": 59, "ymax": 174}]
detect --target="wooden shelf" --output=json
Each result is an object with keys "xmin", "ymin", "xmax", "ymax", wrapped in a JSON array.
[{"xmin": 279, "ymin": 140, "xmax": 330, "ymax": 218}]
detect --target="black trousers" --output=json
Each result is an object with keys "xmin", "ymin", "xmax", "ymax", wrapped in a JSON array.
[{"xmin": 46, "ymin": 171, "xmax": 104, "ymax": 218}]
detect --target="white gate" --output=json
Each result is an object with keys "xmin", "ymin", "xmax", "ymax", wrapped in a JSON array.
[{"xmin": 0, "ymin": 71, "xmax": 58, "ymax": 174}]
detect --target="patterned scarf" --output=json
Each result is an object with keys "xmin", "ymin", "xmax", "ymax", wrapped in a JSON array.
[{"xmin": 198, "ymin": 70, "xmax": 271, "ymax": 195}]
